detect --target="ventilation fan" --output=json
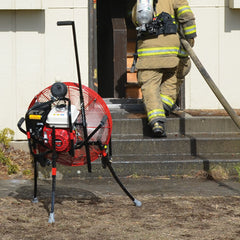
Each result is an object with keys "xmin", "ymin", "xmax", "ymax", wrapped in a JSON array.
[{"xmin": 17, "ymin": 21, "xmax": 141, "ymax": 224}]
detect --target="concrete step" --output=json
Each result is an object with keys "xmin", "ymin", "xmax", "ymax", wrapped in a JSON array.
[
  {"xmin": 112, "ymin": 117, "xmax": 240, "ymax": 136},
  {"xmin": 111, "ymin": 135, "xmax": 240, "ymax": 160},
  {"xmin": 38, "ymin": 157, "xmax": 240, "ymax": 179},
  {"xmin": 95, "ymin": 99, "xmax": 240, "ymax": 177},
  {"xmin": 14, "ymin": 99, "xmax": 240, "ymax": 179},
  {"xmin": 105, "ymin": 98, "xmax": 240, "ymax": 135}
]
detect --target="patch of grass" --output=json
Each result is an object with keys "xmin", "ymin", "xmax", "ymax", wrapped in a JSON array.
[
  {"xmin": 22, "ymin": 169, "xmax": 32, "ymax": 176},
  {"xmin": 0, "ymin": 128, "xmax": 20, "ymax": 175},
  {"xmin": 209, "ymin": 165, "xmax": 229, "ymax": 180},
  {"xmin": 0, "ymin": 150, "xmax": 19, "ymax": 175},
  {"xmin": 234, "ymin": 165, "xmax": 240, "ymax": 182},
  {"xmin": 130, "ymin": 173, "xmax": 140, "ymax": 179},
  {"xmin": 0, "ymin": 128, "xmax": 14, "ymax": 148}
]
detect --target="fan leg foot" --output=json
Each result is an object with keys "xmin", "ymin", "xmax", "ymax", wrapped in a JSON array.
[
  {"xmin": 32, "ymin": 197, "xmax": 38, "ymax": 203},
  {"xmin": 134, "ymin": 199, "xmax": 142, "ymax": 207},
  {"xmin": 48, "ymin": 212, "xmax": 55, "ymax": 224}
]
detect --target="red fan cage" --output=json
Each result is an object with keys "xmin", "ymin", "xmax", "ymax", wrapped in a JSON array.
[{"xmin": 29, "ymin": 82, "xmax": 112, "ymax": 166}]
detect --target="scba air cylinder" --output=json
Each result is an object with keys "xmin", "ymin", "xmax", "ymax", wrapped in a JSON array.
[{"xmin": 136, "ymin": 0, "xmax": 154, "ymax": 25}]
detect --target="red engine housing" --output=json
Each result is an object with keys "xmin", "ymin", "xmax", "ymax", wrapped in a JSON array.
[{"xmin": 43, "ymin": 126, "xmax": 76, "ymax": 152}]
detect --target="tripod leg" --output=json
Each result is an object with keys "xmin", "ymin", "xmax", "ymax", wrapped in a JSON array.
[
  {"xmin": 32, "ymin": 156, "xmax": 39, "ymax": 203},
  {"xmin": 48, "ymin": 165, "xmax": 56, "ymax": 224},
  {"xmin": 48, "ymin": 127, "xmax": 57, "ymax": 224},
  {"xmin": 103, "ymin": 156, "xmax": 142, "ymax": 207}
]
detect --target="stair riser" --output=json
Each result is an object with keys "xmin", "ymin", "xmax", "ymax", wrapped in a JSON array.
[
  {"xmin": 38, "ymin": 159, "xmax": 240, "ymax": 179},
  {"xmin": 112, "ymin": 118, "xmax": 240, "ymax": 135},
  {"xmin": 111, "ymin": 138, "xmax": 240, "ymax": 156}
]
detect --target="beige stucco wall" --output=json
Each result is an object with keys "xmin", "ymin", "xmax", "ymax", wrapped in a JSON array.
[
  {"xmin": 0, "ymin": 0, "xmax": 240, "ymax": 140},
  {"xmin": 186, "ymin": 0, "xmax": 240, "ymax": 109},
  {"xmin": 0, "ymin": 0, "xmax": 88, "ymax": 139}
]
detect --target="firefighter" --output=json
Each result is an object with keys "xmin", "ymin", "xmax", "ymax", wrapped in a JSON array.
[{"xmin": 132, "ymin": 0, "xmax": 197, "ymax": 137}]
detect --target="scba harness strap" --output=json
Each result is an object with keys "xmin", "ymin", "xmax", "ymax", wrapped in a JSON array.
[{"xmin": 137, "ymin": 12, "xmax": 177, "ymax": 38}]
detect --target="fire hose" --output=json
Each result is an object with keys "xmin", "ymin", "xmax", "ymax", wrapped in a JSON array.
[{"xmin": 180, "ymin": 37, "xmax": 240, "ymax": 130}]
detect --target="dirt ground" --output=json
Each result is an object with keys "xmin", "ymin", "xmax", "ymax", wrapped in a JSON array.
[
  {"xmin": 0, "ymin": 147, "xmax": 33, "ymax": 180},
  {"xmin": 1, "ymin": 149, "xmax": 240, "ymax": 239},
  {"xmin": 1, "ymin": 192, "xmax": 240, "ymax": 240}
]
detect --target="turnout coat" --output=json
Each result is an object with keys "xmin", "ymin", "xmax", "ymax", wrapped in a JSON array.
[{"xmin": 132, "ymin": 0, "xmax": 197, "ymax": 69}]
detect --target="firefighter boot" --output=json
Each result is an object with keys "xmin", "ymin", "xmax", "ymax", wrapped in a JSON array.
[
  {"xmin": 163, "ymin": 102, "xmax": 179, "ymax": 116},
  {"xmin": 150, "ymin": 121, "xmax": 166, "ymax": 138}
]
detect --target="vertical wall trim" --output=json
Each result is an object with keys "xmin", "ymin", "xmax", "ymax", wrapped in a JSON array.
[{"xmin": 88, "ymin": 0, "xmax": 98, "ymax": 92}]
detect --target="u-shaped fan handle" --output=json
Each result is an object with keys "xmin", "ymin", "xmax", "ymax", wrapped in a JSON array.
[{"xmin": 57, "ymin": 21, "xmax": 74, "ymax": 26}]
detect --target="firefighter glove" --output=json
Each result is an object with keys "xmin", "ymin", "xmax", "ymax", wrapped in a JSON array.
[{"xmin": 187, "ymin": 38, "xmax": 195, "ymax": 47}]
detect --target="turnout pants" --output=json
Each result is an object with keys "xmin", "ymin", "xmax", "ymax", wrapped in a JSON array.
[{"xmin": 138, "ymin": 67, "xmax": 179, "ymax": 124}]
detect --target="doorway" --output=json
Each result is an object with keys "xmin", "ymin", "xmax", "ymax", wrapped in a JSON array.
[
  {"xmin": 96, "ymin": 0, "xmax": 136, "ymax": 98},
  {"xmin": 95, "ymin": 0, "xmax": 185, "ymax": 108}
]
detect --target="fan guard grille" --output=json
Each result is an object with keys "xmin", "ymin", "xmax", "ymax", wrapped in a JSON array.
[{"xmin": 29, "ymin": 82, "xmax": 112, "ymax": 166}]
